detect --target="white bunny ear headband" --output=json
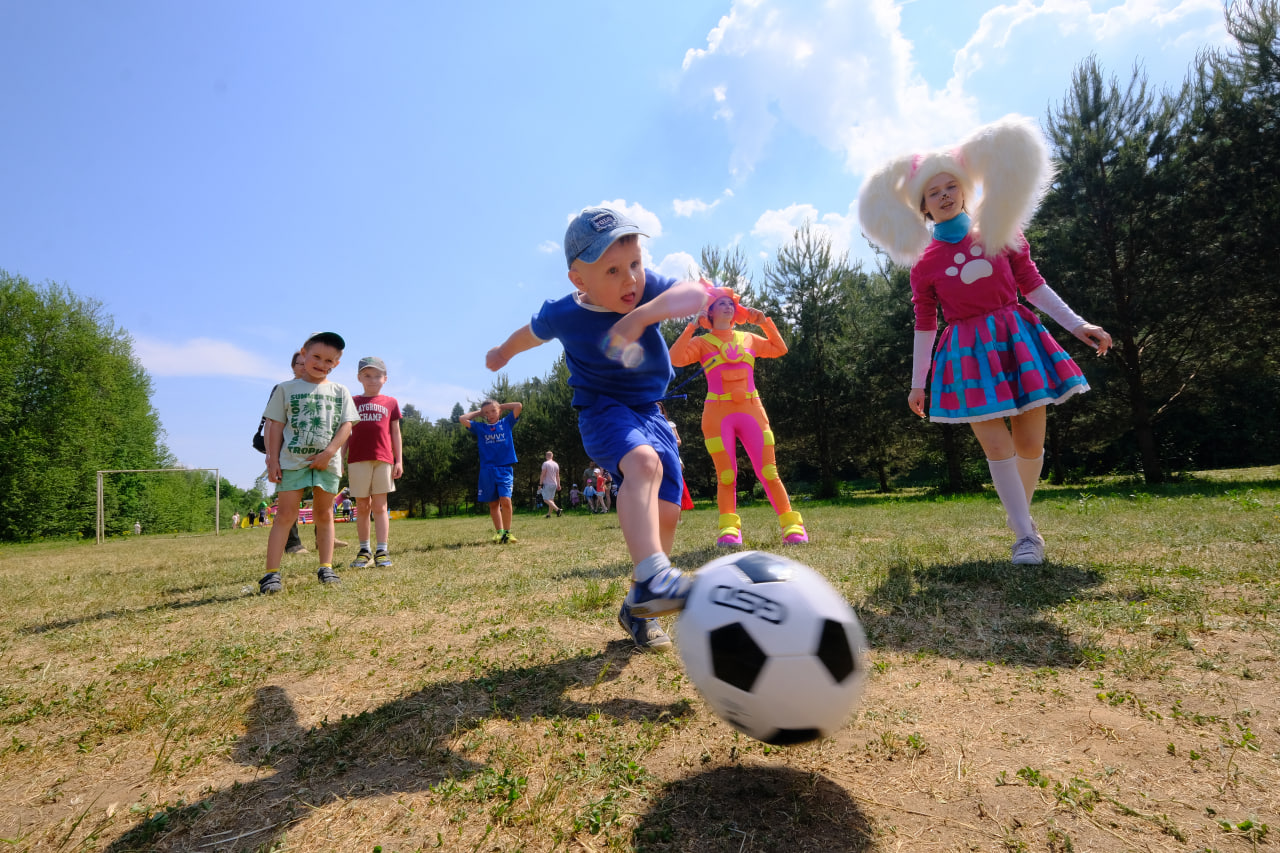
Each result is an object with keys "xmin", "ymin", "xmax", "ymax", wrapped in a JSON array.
[{"xmin": 857, "ymin": 114, "xmax": 1055, "ymax": 267}]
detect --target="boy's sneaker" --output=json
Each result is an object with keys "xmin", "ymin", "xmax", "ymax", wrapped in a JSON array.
[
  {"xmin": 349, "ymin": 548, "xmax": 373, "ymax": 569},
  {"xmin": 500, "ymin": 531, "xmax": 518, "ymax": 544},
  {"xmin": 374, "ymin": 549, "xmax": 392, "ymax": 568},
  {"xmin": 258, "ymin": 572, "xmax": 282, "ymax": 595},
  {"xmin": 626, "ymin": 565, "xmax": 692, "ymax": 617},
  {"xmin": 316, "ymin": 565, "xmax": 341, "ymax": 584},
  {"xmin": 491, "ymin": 531, "xmax": 504, "ymax": 544},
  {"xmin": 285, "ymin": 544, "xmax": 309, "ymax": 555},
  {"xmin": 556, "ymin": 508, "xmax": 563, "ymax": 517},
  {"xmin": 1011, "ymin": 536, "xmax": 1045, "ymax": 566},
  {"xmin": 618, "ymin": 601, "xmax": 672, "ymax": 651}
]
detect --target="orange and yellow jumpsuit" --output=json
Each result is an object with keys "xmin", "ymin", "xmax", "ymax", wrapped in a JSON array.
[{"xmin": 670, "ymin": 318, "xmax": 808, "ymax": 545}]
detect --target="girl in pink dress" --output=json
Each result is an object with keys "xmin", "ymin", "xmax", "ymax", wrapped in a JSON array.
[{"xmin": 858, "ymin": 115, "xmax": 1111, "ymax": 565}]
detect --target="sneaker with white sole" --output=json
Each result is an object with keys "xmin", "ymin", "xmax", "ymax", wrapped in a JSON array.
[
  {"xmin": 374, "ymin": 549, "xmax": 392, "ymax": 568},
  {"xmin": 1011, "ymin": 535, "xmax": 1045, "ymax": 565},
  {"xmin": 259, "ymin": 572, "xmax": 282, "ymax": 594},
  {"xmin": 617, "ymin": 600, "xmax": 672, "ymax": 650},
  {"xmin": 349, "ymin": 548, "xmax": 373, "ymax": 569},
  {"xmin": 625, "ymin": 565, "xmax": 692, "ymax": 618}
]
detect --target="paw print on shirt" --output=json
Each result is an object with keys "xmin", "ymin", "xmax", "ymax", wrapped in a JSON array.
[{"xmin": 945, "ymin": 243, "xmax": 993, "ymax": 284}]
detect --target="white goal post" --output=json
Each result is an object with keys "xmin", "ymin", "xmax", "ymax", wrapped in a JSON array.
[{"xmin": 96, "ymin": 467, "xmax": 221, "ymax": 544}]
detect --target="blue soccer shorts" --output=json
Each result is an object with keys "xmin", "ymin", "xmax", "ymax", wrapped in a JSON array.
[
  {"xmin": 577, "ymin": 398, "xmax": 682, "ymax": 505},
  {"xmin": 477, "ymin": 465, "xmax": 514, "ymax": 503}
]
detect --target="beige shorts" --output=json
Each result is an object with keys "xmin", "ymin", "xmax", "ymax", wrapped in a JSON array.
[{"xmin": 347, "ymin": 460, "xmax": 395, "ymax": 498}]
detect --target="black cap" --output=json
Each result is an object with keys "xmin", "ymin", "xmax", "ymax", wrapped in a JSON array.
[{"xmin": 304, "ymin": 331, "xmax": 346, "ymax": 351}]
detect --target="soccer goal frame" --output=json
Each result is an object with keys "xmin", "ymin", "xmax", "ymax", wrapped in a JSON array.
[{"xmin": 96, "ymin": 467, "xmax": 221, "ymax": 544}]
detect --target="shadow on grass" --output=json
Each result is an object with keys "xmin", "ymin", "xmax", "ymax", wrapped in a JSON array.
[
  {"xmin": 103, "ymin": 640, "xmax": 689, "ymax": 852},
  {"xmin": 860, "ymin": 559, "xmax": 1104, "ymax": 667},
  {"xmin": 631, "ymin": 765, "xmax": 873, "ymax": 852},
  {"xmin": 554, "ymin": 545, "xmax": 729, "ymax": 584},
  {"xmin": 18, "ymin": 593, "xmax": 246, "ymax": 635}
]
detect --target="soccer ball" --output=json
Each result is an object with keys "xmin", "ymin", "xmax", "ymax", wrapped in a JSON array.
[{"xmin": 676, "ymin": 550, "xmax": 869, "ymax": 745}]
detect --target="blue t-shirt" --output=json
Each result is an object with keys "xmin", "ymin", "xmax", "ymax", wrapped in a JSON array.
[
  {"xmin": 529, "ymin": 269, "xmax": 677, "ymax": 408},
  {"xmin": 467, "ymin": 410, "xmax": 518, "ymax": 467}
]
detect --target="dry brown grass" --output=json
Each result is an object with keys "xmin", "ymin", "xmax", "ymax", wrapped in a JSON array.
[{"xmin": 1, "ymin": 467, "xmax": 1277, "ymax": 851}]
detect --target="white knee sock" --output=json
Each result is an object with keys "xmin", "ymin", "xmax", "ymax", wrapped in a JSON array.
[
  {"xmin": 1016, "ymin": 452, "xmax": 1044, "ymax": 506},
  {"xmin": 989, "ymin": 456, "xmax": 1036, "ymax": 539}
]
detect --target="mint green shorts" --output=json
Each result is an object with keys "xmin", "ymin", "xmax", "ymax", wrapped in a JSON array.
[{"xmin": 279, "ymin": 466, "xmax": 341, "ymax": 496}]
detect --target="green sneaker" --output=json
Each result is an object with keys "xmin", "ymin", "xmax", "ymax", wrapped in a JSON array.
[
  {"xmin": 349, "ymin": 548, "xmax": 373, "ymax": 569},
  {"xmin": 374, "ymin": 549, "xmax": 392, "ymax": 568}
]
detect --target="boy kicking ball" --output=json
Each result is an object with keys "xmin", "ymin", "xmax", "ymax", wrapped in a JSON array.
[{"xmin": 485, "ymin": 207, "xmax": 713, "ymax": 649}]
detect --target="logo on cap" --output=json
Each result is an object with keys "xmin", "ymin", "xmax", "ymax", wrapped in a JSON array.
[{"xmin": 590, "ymin": 212, "xmax": 618, "ymax": 232}]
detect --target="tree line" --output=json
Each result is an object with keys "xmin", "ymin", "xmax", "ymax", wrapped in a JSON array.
[
  {"xmin": 3, "ymin": 2, "xmax": 1275, "ymax": 538},
  {"xmin": 0, "ymin": 273, "xmax": 268, "ymax": 540}
]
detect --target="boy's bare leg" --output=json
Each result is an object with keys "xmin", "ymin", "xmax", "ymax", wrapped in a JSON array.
[
  {"xmin": 372, "ymin": 493, "xmax": 390, "ymax": 543},
  {"xmin": 267, "ymin": 491, "xmax": 302, "ymax": 570},
  {"xmin": 488, "ymin": 501, "xmax": 503, "ymax": 532},
  {"xmin": 356, "ymin": 496, "xmax": 373, "ymax": 543},
  {"xmin": 498, "ymin": 496, "xmax": 513, "ymax": 530},
  {"xmin": 617, "ymin": 446, "xmax": 664, "ymax": 564},
  {"xmin": 658, "ymin": 499, "xmax": 680, "ymax": 555},
  {"xmin": 312, "ymin": 487, "xmax": 337, "ymax": 565}
]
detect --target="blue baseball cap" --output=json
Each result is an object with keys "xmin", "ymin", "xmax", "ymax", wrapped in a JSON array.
[{"xmin": 564, "ymin": 207, "xmax": 647, "ymax": 269}]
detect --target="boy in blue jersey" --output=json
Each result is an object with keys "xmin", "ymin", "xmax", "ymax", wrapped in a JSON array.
[
  {"xmin": 460, "ymin": 398, "xmax": 524, "ymax": 543},
  {"xmin": 486, "ymin": 207, "xmax": 712, "ymax": 650}
]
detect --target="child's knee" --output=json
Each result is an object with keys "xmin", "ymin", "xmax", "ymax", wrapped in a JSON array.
[{"xmin": 620, "ymin": 445, "xmax": 661, "ymax": 480}]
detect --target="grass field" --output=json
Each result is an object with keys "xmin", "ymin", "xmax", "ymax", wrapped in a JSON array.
[{"xmin": 1, "ymin": 467, "xmax": 1277, "ymax": 852}]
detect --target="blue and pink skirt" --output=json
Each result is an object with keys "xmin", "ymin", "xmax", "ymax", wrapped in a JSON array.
[{"xmin": 929, "ymin": 303, "xmax": 1088, "ymax": 423}]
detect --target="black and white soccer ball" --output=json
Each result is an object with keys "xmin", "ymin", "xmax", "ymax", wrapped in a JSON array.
[{"xmin": 676, "ymin": 550, "xmax": 869, "ymax": 745}]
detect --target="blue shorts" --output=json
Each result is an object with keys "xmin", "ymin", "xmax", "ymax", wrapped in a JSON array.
[
  {"xmin": 577, "ymin": 398, "xmax": 682, "ymax": 505},
  {"xmin": 478, "ymin": 465, "xmax": 514, "ymax": 503}
]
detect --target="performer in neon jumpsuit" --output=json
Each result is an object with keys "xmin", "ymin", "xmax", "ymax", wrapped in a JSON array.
[{"xmin": 670, "ymin": 288, "xmax": 808, "ymax": 546}]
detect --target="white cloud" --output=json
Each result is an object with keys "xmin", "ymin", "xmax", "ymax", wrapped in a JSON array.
[
  {"xmin": 674, "ymin": 198, "xmax": 717, "ymax": 217},
  {"xmin": 673, "ymin": 189, "xmax": 733, "ymax": 217},
  {"xmin": 681, "ymin": 0, "xmax": 978, "ymax": 177},
  {"xmin": 953, "ymin": 0, "xmax": 1227, "ymax": 91},
  {"xmin": 751, "ymin": 202, "xmax": 860, "ymax": 259},
  {"xmin": 682, "ymin": 0, "xmax": 1224, "ymax": 183},
  {"xmin": 134, "ymin": 336, "xmax": 278, "ymax": 380},
  {"xmin": 537, "ymin": 240, "xmax": 558, "ymax": 254},
  {"xmin": 655, "ymin": 251, "xmax": 701, "ymax": 281}
]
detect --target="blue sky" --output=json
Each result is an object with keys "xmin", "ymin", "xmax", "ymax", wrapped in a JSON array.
[{"xmin": 1, "ymin": 1, "xmax": 1227, "ymax": 491}]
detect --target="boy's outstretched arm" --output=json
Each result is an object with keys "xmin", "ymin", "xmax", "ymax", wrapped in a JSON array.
[
  {"xmin": 487, "ymin": 324, "xmax": 544, "ymax": 371},
  {"xmin": 608, "ymin": 280, "xmax": 711, "ymax": 350}
]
